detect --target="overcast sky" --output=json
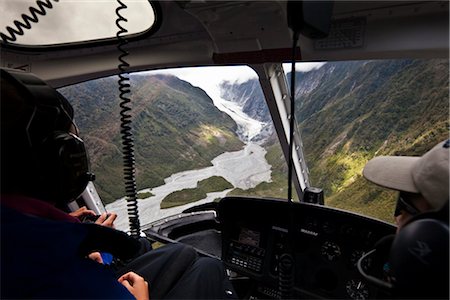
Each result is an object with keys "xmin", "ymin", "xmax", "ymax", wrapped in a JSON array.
[{"xmin": 147, "ymin": 63, "xmax": 326, "ymax": 102}]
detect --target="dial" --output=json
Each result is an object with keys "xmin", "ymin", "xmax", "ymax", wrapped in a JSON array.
[
  {"xmin": 322, "ymin": 221, "xmax": 336, "ymax": 234},
  {"xmin": 346, "ymin": 279, "xmax": 369, "ymax": 300},
  {"xmin": 350, "ymin": 250, "xmax": 372, "ymax": 270},
  {"xmin": 321, "ymin": 241, "xmax": 341, "ymax": 262}
]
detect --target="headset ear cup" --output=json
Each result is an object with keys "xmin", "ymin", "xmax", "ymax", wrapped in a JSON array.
[
  {"xmin": 388, "ymin": 218, "xmax": 449, "ymax": 298},
  {"xmin": 38, "ymin": 131, "xmax": 91, "ymax": 203}
]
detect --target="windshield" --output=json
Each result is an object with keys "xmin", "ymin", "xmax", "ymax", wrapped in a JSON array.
[
  {"xmin": 59, "ymin": 59, "xmax": 448, "ymax": 232},
  {"xmin": 59, "ymin": 66, "xmax": 289, "ymax": 232},
  {"xmin": 286, "ymin": 59, "xmax": 449, "ymax": 223},
  {"xmin": 0, "ymin": 0, "xmax": 156, "ymax": 46}
]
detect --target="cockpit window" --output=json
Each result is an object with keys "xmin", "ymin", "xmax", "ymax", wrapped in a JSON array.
[
  {"xmin": 57, "ymin": 60, "xmax": 448, "ymax": 231},
  {"xmin": 0, "ymin": 0, "xmax": 156, "ymax": 46},
  {"xmin": 59, "ymin": 66, "xmax": 288, "ymax": 232},
  {"xmin": 286, "ymin": 59, "xmax": 449, "ymax": 224}
]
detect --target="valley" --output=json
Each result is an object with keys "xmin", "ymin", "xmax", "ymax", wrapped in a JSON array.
[{"xmin": 60, "ymin": 58, "xmax": 449, "ymax": 228}]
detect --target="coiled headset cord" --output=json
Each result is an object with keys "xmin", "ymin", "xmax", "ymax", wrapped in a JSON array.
[
  {"xmin": 116, "ymin": 0, "xmax": 141, "ymax": 238},
  {"xmin": 1, "ymin": 0, "xmax": 142, "ymax": 237},
  {"xmin": 0, "ymin": 0, "xmax": 59, "ymax": 43}
]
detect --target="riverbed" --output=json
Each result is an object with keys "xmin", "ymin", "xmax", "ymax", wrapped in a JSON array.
[
  {"xmin": 106, "ymin": 73, "xmax": 272, "ymax": 232},
  {"xmin": 106, "ymin": 142, "xmax": 271, "ymax": 231}
]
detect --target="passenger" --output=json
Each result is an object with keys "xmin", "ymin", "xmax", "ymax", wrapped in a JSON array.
[
  {"xmin": 0, "ymin": 68, "xmax": 235, "ymax": 299},
  {"xmin": 361, "ymin": 140, "xmax": 449, "ymax": 298},
  {"xmin": 363, "ymin": 139, "xmax": 449, "ymax": 229}
]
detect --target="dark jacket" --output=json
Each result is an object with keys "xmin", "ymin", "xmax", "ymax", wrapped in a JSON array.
[{"xmin": 1, "ymin": 195, "xmax": 136, "ymax": 299}]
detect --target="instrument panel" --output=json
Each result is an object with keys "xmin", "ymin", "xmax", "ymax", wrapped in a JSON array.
[{"xmin": 218, "ymin": 197, "xmax": 396, "ymax": 299}]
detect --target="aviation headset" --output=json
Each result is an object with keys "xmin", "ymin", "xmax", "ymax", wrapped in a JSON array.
[
  {"xmin": 358, "ymin": 201, "xmax": 449, "ymax": 298},
  {"xmin": 0, "ymin": 68, "xmax": 94, "ymax": 204}
]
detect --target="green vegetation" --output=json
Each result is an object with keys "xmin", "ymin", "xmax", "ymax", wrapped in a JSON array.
[
  {"xmin": 137, "ymin": 191, "xmax": 154, "ymax": 199},
  {"xmin": 229, "ymin": 59, "xmax": 448, "ymax": 223},
  {"xmin": 298, "ymin": 59, "xmax": 449, "ymax": 223},
  {"xmin": 326, "ymin": 176, "xmax": 398, "ymax": 223},
  {"xmin": 60, "ymin": 59, "xmax": 448, "ymax": 226},
  {"xmin": 160, "ymin": 176, "xmax": 233, "ymax": 209},
  {"xmin": 60, "ymin": 75, "xmax": 243, "ymax": 203}
]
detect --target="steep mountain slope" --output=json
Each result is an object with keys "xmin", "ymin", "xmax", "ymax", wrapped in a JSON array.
[
  {"xmin": 296, "ymin": 59, "xmax": 448, "ymax": 221},
  {"xmin": 59, "ymin": 74, "xmax": 243, "ymax": 203},
  {"xmin": 222, "ymin": 59, "xmax": 449, "ymax": 222},
  {"xmin": 220, "ymin": 79, "xmax": 270, "ymax": 122}
]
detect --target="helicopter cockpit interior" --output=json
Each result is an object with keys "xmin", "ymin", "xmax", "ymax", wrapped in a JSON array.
[{"xmin": 1, "ymin": 1, "xmax": 449, "ymax": 299}]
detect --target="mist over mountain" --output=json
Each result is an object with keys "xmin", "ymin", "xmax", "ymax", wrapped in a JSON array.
[
  {"xmin": 219, "ymin": 78, "xmax": 275, "ymax": 143},
  {"xmin": 222, "ymin": 59, "xmax": 449, "ymax": 222},
  {"xmin": 59, "ymin": 74, "xmax": 243, "ymax": 203},
  {"xmin": 220, "ymin": 79, "xmax": 270, "ymax": 123}
]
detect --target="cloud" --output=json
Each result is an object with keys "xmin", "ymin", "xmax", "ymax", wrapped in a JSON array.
[
  {"xmin": 283, "ymin": 62, "xmax": 326, "ymax": 74},
  {"xmin": 146, "ymin": 66, "xmax": 258, "ymax": 101},
  {"xmin": 149, "ymin": 66, "xmax": 257, "ymax": 86},
  {"xmin": 145, "ymin": 63, "xmax": 326, "ymax": 101}
]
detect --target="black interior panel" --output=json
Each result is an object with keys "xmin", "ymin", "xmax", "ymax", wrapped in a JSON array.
[{"xmin": 218, "ymin": 196, "xmax": 396, "ymax": 299}]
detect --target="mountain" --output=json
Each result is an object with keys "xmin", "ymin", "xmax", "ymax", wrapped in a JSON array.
[
  {"xmin": 222, "ymin": 59, "xmax": 449, "ymax": 222},
  {"xmin": 295, "ymin": 59, "xmax": 448, "ymax": 221},
  {"xmin": 59, "ymin": 74, "xmax": 243, "ymax": 204},
  {"xmin": 220, "ymin": 79, "xmax": 270, "ymax": 123}
]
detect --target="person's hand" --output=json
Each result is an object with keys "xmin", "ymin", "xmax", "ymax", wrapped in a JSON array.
[
  {"xmin": 95, "ymin": 212, "xmax": 117, "ymax": 228},
  {"xmin": 69, "ymin": 206, "xmax": 96, "ymax": 219},
  {"xmin": 118, "ymin": 272, "xmax": 149, "ymax": 300},
  {"xmin": 88, "ymin": 252, "xmax": 104, "ymax": 264}
]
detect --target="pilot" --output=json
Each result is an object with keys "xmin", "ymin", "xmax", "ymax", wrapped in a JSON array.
[
  {"xmin": 363, "ymin": 140, "xmax": 449, "ymax": 229},
  {"xmin": 0, "ymin": 68, "xmax": 236, "ymax": 299}
]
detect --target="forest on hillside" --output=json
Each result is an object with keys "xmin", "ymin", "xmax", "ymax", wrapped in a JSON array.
[
  {"xmin": 295, "ymin": 59, "xmax": 448, "ymax": 222},
  {"xmin": 59, "ymin": 59, "xmax": 448, "ymax": 223},
  {"xmin": 225, "ymin": 59, "xmax": 449, "ymax": 223},
  {"xmin": 59, "ymin": 74, "xmax": 243, "ymax": 203}
]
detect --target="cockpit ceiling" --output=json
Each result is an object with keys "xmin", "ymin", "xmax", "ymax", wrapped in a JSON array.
[
  {"xmin": 1, "ymin": 1, "xmax": 448, "ymax": 86},
  {"xmin": 177, "ymin": 1, "xmax": 291, "ymax": 53},
  {"xmin": 180, "ymin": 1, "xmax": 448, "ymax": 55}
]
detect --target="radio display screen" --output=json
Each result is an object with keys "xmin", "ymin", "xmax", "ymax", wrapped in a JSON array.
[{"xmin": 238, "ymin": 227, "xmax": 261, "ymax": 247}]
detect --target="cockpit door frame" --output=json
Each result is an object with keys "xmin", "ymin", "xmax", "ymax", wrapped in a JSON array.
[{"xmin": 251, "ymin": 63, "xmax": 310, "ymax": 201}]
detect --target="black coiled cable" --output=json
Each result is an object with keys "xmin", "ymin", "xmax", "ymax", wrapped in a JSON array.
[
  {"xmin": 0, "ymin": 0, "xmax": 59, "ymax": 43},
  {"xmin": 116, "ymin": 0, "xmax": 141, "ymax": 237}
]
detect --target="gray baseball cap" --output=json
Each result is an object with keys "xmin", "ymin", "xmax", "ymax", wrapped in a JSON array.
[{"xmin": 363, "ymin": 140, "xmax": 449, "ymax": 210}]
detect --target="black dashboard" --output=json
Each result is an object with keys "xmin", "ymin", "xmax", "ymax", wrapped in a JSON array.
[{"xmin": 218, "ymin": 196, "xmax": 396, "ymax": 299}]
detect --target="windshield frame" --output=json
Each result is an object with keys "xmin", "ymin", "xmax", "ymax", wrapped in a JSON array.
[{"xmin": 251, "ymin": 63, "xmax": 310, "ymax": 201}]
